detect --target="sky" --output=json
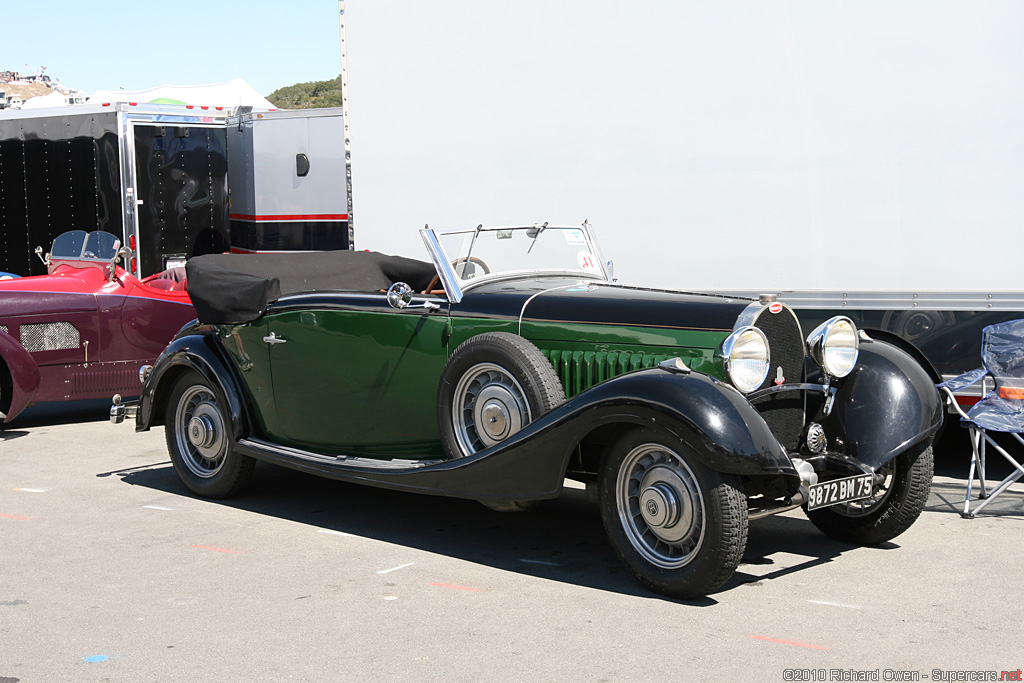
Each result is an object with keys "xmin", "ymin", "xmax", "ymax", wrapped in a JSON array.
[
  {"xmin": 2, "ymin": 2, "xmax": 342, "ymax": 96},
  {"xmin": 4, "ymin": 2, "xmax": 1023, "ymax": 290}
]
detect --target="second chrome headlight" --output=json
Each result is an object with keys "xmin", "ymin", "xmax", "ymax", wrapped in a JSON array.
[
  {"xmin": 721, "ymin": 326, "xmax": 770, "ymax": 393},
  {"xmin": 807, "ymin": 316, "xmax": 859, "ymax": 378}
]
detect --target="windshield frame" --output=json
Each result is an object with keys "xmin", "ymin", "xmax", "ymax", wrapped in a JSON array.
[
  {"xmin": 49, "ymin": 230, "xmax": 121, "ymax": 262},
  {"xmin": 418, "ymin": 222, "xmax": 610, "ymax": 304}
]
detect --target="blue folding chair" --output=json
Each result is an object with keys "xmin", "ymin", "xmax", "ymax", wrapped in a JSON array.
[{"xmin": 938, "ymin": 319, "xmax": 1024, "ymax": 518}]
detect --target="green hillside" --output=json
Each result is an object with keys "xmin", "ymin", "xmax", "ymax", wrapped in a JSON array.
[{"xmin": 267, "ymin": 76, "xmax": 343, "ymax": 109}]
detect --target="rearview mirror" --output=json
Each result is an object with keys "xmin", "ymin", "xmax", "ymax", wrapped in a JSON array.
[
  {"xmin": 387, "ymin": 282, "xmax": 414, "ymax": 309},
  {"xmin": 386, "ymin": 282, "xmax": 440, "ymax": 312}
]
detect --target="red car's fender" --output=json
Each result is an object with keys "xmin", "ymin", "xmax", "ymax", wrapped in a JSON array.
[{"xmin": 0, "ymin": 329, "xmax": 41, "ymax": 421}]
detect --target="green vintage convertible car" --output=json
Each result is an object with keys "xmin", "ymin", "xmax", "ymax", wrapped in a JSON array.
[{"xmin": 112, "ymin": 223, "xmax": 942, "ymax": 598}]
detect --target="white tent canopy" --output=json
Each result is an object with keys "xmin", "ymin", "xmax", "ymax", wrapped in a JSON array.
[
  {"xmin": 21, "ymin": 91, "xmax": 69, "ymax": 109},
  {"xmin": 89, "ymin": 78, "xmax": 275, "ymax": 110}
]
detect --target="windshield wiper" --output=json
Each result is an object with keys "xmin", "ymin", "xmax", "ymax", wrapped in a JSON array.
[{"xmin": 526, "ymin": 222, "xmax": 547, "ymax": 253}]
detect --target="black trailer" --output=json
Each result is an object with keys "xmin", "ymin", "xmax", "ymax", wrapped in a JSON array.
[{"xmin": 0, "ymin": 103, "xmax": 351, "ymax": 278}]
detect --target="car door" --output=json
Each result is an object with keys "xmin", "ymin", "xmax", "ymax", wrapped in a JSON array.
[{"xmin": 264, "ymin": 292, "xmax": 450, "ymax": 458}]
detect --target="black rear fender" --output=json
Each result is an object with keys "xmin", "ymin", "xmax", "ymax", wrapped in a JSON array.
[{"xmin": 137, "ymin": 332, "xmax": 250, "ymax": 439}]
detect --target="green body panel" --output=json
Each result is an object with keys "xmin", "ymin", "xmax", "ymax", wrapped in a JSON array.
[
  {"xmin": 221, "ymin": 321, "xmax": 276, "ymax": 433},
  {"xmin": 447, "ymin": 318, "xmax": 728, "ymax": 400},
  {"xmin": 519, "ymin": 322, "xmax": 728, "ymax": 398},
  {"xmin": 445, "ymin": 318, "xmax": 519, "ymax": 350},
  {"xmin": 261, "ymin": 308, "xmax": 450, "ymax": 457},
  {"xmin": 220, "ymin": 293, "xmax": 734, "ymax": 459}
]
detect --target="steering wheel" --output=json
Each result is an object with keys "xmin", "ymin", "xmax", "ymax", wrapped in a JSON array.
[
  {"xmin": 451, "ymin": 256, "xmax": 490, "ymax": 278},
  {"xmin": 422, "ymin": 257, "xmax": 492, "ymax": 294}
]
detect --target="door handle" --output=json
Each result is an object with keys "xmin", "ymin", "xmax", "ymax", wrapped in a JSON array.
[{"xmin": 262, "ymin": 332, "xmax": 287, "ymax": 344}]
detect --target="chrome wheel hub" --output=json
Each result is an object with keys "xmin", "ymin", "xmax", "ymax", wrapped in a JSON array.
[
  {"xmin": 478, "ymin": 392, "xmax": 518, "ymax": 443},
  {"xmin": 616, "ymin": 444, "xmax": 705, "ymax": 569},
  {"xmin": 452, "ymin": 363, "xmax": 531, "ymax": 455},
  {"xmin": 188, "ymin": 415, "xmax": 216, "ymax": 449},
  {"xmin": 174, "ymin": 385, "xmax": 227, "ymax": 479},
  {"xmin": 639, "ymin": 481, "xmax": 683, "ymax": 531}
]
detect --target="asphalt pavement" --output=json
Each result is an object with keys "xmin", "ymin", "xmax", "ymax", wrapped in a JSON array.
[{"xmin": 1, "ymin": 402, "xmax": 1022, "ymax": 682}]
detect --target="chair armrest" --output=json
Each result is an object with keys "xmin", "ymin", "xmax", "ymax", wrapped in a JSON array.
[
  {"xmin": 937, "ymin": 367, "xmax": 987, "ymax": 420},
  {"xmin": 937, "ymin": 367, "xmax": 987, "ymax": 394}
]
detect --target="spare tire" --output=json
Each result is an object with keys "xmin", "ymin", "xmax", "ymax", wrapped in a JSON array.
[{"xmin": 438, "ymin": 332, "xmax": 565, "ymax": 458}]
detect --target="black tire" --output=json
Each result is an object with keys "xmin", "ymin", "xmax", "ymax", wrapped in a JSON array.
[
  {"xmin": 164, "ymin": 369, "xmax": 254, "ymax": 499},
  {"xmin": 598, "ymin": 427, "xmax": 748, "ymax": 599},
  {"xmin": 438, "ymin": 332, "xmax": 564, "ymax": 458},
  {"xmin": 804, "ymin": 443, "xmax": 933, "ymax": 545}
]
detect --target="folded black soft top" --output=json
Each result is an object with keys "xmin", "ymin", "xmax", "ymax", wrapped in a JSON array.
[{"xmin": 185, "ymin": 250, "xmax": 437, "ymax": 325}]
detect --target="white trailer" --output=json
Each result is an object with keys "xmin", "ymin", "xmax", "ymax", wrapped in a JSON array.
[
  {"xmin": 344, "ymin": 1, "xmax": 1024, "ymax": 411},
  {"xmin": 226, "ymin": 108, "xmax": 353, "ymax": 254}
]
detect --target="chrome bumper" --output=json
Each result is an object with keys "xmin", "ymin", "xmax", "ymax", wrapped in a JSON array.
[{"xmin": 110, "ymin": 394, "xmax": 139, "ymax": 425}]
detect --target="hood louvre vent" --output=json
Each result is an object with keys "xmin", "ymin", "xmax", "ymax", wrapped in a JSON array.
[{"xmin": 542, "ymin": 348, "xmax": 674, "ymax": 398}]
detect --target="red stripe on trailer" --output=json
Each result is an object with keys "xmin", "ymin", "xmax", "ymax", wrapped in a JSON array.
[{"xmin": 230, "ymin": 213, "xmax": 349, "ymax": 222}]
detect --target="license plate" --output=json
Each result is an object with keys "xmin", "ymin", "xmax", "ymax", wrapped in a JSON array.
[{"xmin": 806, "ymin": 473, "xmax": 875, "ymax": 511}]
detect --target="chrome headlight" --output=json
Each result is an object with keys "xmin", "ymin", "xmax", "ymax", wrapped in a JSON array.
[
  {"xmin": 807, "ymin": 316, "xmax": 859, "ymax": 378},
  {"xmin": 720, "ymin": 326, "xmax": 770, "ymax": 393}
]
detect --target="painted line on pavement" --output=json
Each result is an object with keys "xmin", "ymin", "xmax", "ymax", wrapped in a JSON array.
[
  {"xmin": 748, "ymin": 635, "xmax": 828, "ymax": 650},
  {"xmin": 190, "ymin": 544, "xmax": 243, "ymax": 555},
  {"xmin": 376, "ymin": 562, "xmax": 415, "ymax": 575},
  {"xmin": 0, "ymin": 513, "xmax": 29, "ymax": 520},
  {"xmin": 14, "ymin": 488, "xmax": 46, "ymax": 493},
  {"xmin": 143, "ymin": 505, "xmax": 174, "ymax": 511},
  {"xmin": 317, "ymin": 529, "xmax": 354, "ymax": 537},
  {"xmin": 807, "ymin": 599, "xmax": 864, "ymax": 609}
]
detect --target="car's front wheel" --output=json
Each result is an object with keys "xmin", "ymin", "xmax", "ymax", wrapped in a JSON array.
[
  {"xmin": 804, "ymin": 443, "xmax": 933, "ymax": 545},
  {"xmin": 598, "ymin": 427, "xmax": 748, "ymax": 599},
  {"xmin": 165, "ymin": 369, "xmax": 254, "ymax": 499}
]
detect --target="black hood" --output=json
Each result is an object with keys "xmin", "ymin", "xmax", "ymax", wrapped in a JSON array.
[
  {"xmin": 524, "ymin": 282, "xmax": 752, "ymax": 333},
  {"xmin": 457, "ymin": 277, "xmax": 752, "ymax": 335}
]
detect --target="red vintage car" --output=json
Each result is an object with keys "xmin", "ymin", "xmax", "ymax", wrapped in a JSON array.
[{"xmin": 0, "ymin": 230, "xmax": 197, "ymax": 423}]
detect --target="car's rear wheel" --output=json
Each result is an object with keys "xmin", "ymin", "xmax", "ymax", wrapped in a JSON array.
[
  {"xmin": 438, "ymin": 332, "xmax": 564, "ymax": 458},
  {"xmin": 804, "ymin": 443, "xmax": 933, "ymax": 544},
  {"xmin": 598, "ymin": 427, "xmax": 748, "ymax": 599},
  {"xmin": 165, "ymin": 369, "xmax": 254, "ymax": 499}
]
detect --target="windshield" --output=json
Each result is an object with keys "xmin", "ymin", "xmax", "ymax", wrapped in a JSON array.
[
  {"xmin": 50, "ymin": 230, "xmax": 120, "ymax": 261},
  {"xmin": 428, "ymin": 224, "xmax": 608, "ymax": 295}
]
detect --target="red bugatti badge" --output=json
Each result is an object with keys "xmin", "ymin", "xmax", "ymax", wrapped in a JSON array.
[{"xmin": 769, "ymin": 302, "xmax": 783, "ymax": 314}]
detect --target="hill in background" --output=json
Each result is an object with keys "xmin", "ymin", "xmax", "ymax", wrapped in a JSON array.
[
  {"xmin": 267, "ymin": 76, "xmax": 343, "ymax": 109},
  {"xmin": 2, "ymin": 82, "xmax": 54, "ymax": 100}
]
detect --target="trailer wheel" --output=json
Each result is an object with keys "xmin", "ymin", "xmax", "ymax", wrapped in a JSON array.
[
  {"xmin": 805, "ymin": 443, "xmax": 933, "ymax": 545},
  {"xmin": 165, "ymin": 370, "xmax": 254, "ymax": 499},
  {"xmin": 599, "ymin": 427, "xmax": 748, "ymax": 599}
]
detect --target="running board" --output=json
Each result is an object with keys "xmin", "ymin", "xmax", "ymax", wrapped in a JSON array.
[{"xmin": 236, "ymin": 438, "xmax": 444, "ymax": 471}]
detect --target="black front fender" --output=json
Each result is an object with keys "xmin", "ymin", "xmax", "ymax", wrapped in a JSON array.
[
  {"xmin": 821, "ymin": 337, "xmax": 943, "ymax": 470},
  {"xmin": 136, "ymin": 329, "xmax": 250, "ymax": 440},
  {"xmin": 569, "ymin": 368, "xmax": 798, "ymax": 478}
]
